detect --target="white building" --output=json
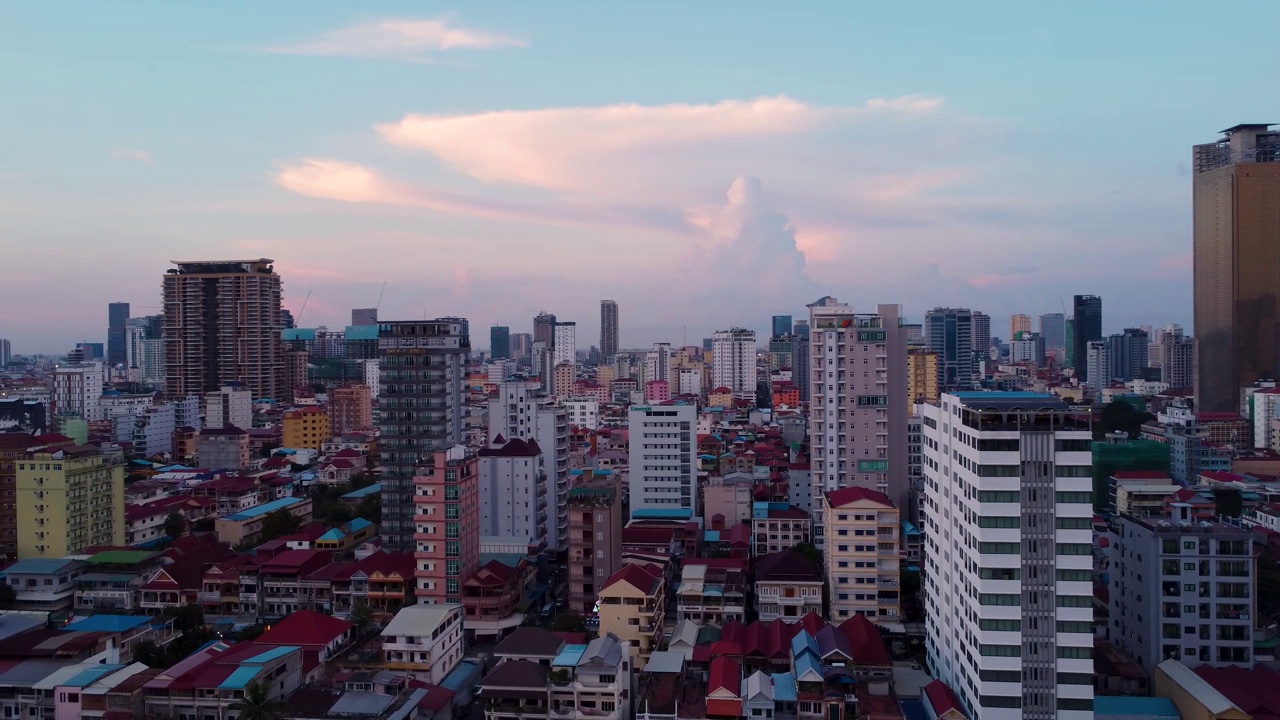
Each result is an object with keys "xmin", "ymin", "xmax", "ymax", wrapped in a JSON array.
[
  {"xmin": 477, "ymin": 438, "xmax": 549, "ymax": 547},
  {"xmin": 488, "ymin": 381, "xmax": 569, "ymax": 551},
  {"xmin": 360, "ymin": 359, "xmax": 381, "ymax": 398},
  {"xmin": 125, "ymin": 321, "xmax": 165, "ymax": 384},
  {"xmin": 921, "ymin": 392, "xmax": 1094, "ymax": 720},
  {"xmin": 548, "ymin": 632, "xmax": 633, "ymax": 720},
  {"xmin": 1086, "ymin": 340, "xmax": 1109, "ymax": 391},
  {"xmin": 1009, "ymin": 333, "xmax": 1046, "ymax": 366},
  {"xmin": 712, "ymin": 328, "xmax": 757, "ymax": 405},
  {"xmin": 677, "ymin": 367, "xmax": 702, "ymax": 398},
  {"xmin": 52, "ymin": 361, "xmax": 104, "ymax": 420},
  {"xmin": 205, "ymin": 383, "xmax": 252, "ymax": 430},
  {"xmin": 645, "ymin": 343, "xmax": 672, "ymax": 385},
  {"xmin": 627, "ymin": 404, "xmax": 697, "ymax": 519},
  {"xmin": 565, "ymin": 399, "xmax": 599, "ymax": 430},
  {"xmin": 554, "ymin": 322, "xmax": 577, "ymax": 367},
  {"xmin": 807, "ymin": 300, "xmax": 909, "ymax": 548},
  {"xmin": 380, "ymin": 604, "xmax": 465, "ymax": 684}
]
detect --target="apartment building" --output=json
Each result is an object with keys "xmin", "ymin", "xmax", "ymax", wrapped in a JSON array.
[
  {"xmin": 676, "ymin": 558, "xmax": 747, "ymax": 625},
  {"xmin": 477, "ymin": 438, "xmax": 548, "ymax": 543},
  {"xmin": 488, "ymin": 381, "xmax": 569, "ymax": 551},
  {"xmin": 627, "ymin": 403, "xmax": 697, "ymax": 519},
  {"xmin": 823, "ymin": 487, "xmax": 901, "ymax": 621},
  {"xmin": 921, "ymin": 392, "xmax": 1095, "ymax": 720},
  {"xmin": 548, "ymin": 632, "xmax": 633, "ymax": 720},
  {"xmin": 205, "ymin": 383, "xmax": 252, "ymax": 430},
  {"xmin": 282, "ymin": 406, "xmax": 330, "ymax": 450},
  {"xmin": 598, "ymin": 564, "xmax": 665, "ymax": 667},
  {"xmin": 567, "ymin": 482, "xmax": 623, "ymax": 616},
  {"xmin": 749, "ymin": 501, "xmax": 811, "ymax": 556},
  {"xmin": 413, "ymin": 446, "xmax": 480, "ymax": 606},
  {"xmin": 712, "ymin": 328, "xmax": 758, "ymax": 404},
  {"xmin": 16, "ymin": 444, "xmax": 124, "ymax": 558},
  {"xmin": 380, "ymin": 604, "xmax": 466, "ymax": 684},
  {"xmin": 754, "ymin": 549, "xmax": 823, "ymax": 621}
]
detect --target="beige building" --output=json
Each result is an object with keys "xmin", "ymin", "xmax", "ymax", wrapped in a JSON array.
[
  {"xmin": 282, "ymin": 407, "xmax": 330, "ymax": 450},
  {"xmin": 1009, "ymin": 314, "xmax": 1032, "ymax": 339},
  {"xmin": 597, "ymin": 563, "xmax": 665, "ymax": 668},
  {"xmin": 823, "ymin": 487, "xmax": 901, "ymax": 622},
  {"xmin": 1114, "ymin": 478, "xmax": 1180, "ymax": 516},
  {"xmin": 702, "ymin": 473, "xmax": 753, "ymax": 528},
  {"xmin": 567, "ymin": 481, "xmax": 623, "ymax": 616},
  {"xmin": 754, "ymin": 549, "xmax": 823, "ymax": 622},
  {"xmin": 16, "ymin": 444, "xmax": 124, "ymax": 559},
  {"xmin": 907, "ymin": 348, "xmax": 939, "ymax": 411},
  {"xmin": 329, "ymin": 384, "xmax": 373, "ymax": 434},
  {"xmin": 1193, "ymin": 124, "xmax": 1280, "ymax": 412},
  {"xmin": 215, "ymin": 496, "xmax": 313, "ymax": 546}
]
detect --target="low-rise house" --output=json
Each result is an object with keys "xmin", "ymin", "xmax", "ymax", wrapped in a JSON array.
[
  {"xmin": 73, "ymin": 550, "xmax": 165, "ymax": 613},
  {"xmin": 677, "ymin": 558, "xmax": 747, "ymax": 625},
  {"xmin": 124, "ymin": 494, "xmax": 218, "ymax": 546},
  {"xmin": 317, "ymin": 457, "xmax": 361, "ymax": 484},
  {"xmin": 463, "ymin": 558, "xmax": 536, "ymax": 639},
  {"xmin": 256, "ymin": 609, "xmax": 354, "ymax": 682},
  {"xmin": 921, "ymin": 680, "xmax": 968, "ymax": 720},
  {"xmin": 255, "ymin": 549, "xmax": 334, "ymax": 619},
  {"xmin": 634, "ymin": 651, "xmax": 705, "ymax": 720},
  {"xmin": 380, "ymin": 604, "xmax": 466, "ymax": 684},
  {"xmin": 479, "ymin": 659, "xmax": 549, "ymax": 720},
  {"xmin": 547, "ymin": 632, "xmax": 633, "ymax": 720},
  {"xmin": 60, "ymin": 614, "xmax": 178, "ymax": 663},
  {"xmin": 198, "ymin": 556, "xmax": 255, "ymax": 615},
  {"xmin": 1, "ymin": 558, "xmax": 84, "ymax": 614},
  {"xmin": 493, "ymin": 627, "xmax": 566, "ymax": 666},
  {"xmin": 143, "ymin": 641, "xmax": 303, "ymax": 719},
  {"xmin": 750, "ymin": 501, "xmax": 811, "ymax": 556},
  {"xmin": 597, "ymin": 563, "xmax": 665, "ymax": 668},
  {"xmin": 314, "ymin": 517, "xmax": 377, "ymax": 553},
  {"xmin": 330, "ymin": 550, "xmax": 416, "ymax": 622},
  {"xmin": 754, "ymin": 550, "xmax": 823, "ymax": 622},
  {"xmin": 215, "ymin": 495, "xmax": 313, "ymax": 546},
  {"xmin": 707, "ymin": 656, "xmax": 743, "ymax": 718}
]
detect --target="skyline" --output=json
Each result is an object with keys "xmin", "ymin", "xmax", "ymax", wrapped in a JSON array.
[{"xmin": 4, "ymin": 1, "xmax": 1274, "ymax": 353}]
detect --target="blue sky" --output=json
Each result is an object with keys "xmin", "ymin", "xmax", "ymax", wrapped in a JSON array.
[{"xmin": 1, "ymin": 0, "xmax": 1274, "ymax": 353}]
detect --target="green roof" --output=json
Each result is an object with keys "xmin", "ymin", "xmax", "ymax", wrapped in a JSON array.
[{"xmin": 85, "ymin": 550, "xmax": 157, "ymax": 565}]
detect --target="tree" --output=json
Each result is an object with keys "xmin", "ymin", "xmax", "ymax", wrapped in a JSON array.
[
  {"xmin": 259, "ymin": 442, "xmax": 281, "ymax": 460},
  {"xmin": 237, "ymin": 624, "xmax": 266, "ymax": 642},
  {"xmin": 163, "ymin": 511, "xmax": 187, "ymax": 540},
  {"xmin": 259, "ymin": 509, "xmax": 301, "ymax": 543},
  {"xmin": 230, "ymin": 680, "xmax": 284, "ymax": 720},
  {"xmin": 192, "ymin": 518, "xmax": 214, "ymax": 533},
  {"xmin": 0, "ymin": 582, "xmax": 15, "ymax": 610},
  {"xmin": 551, "ymin": 613, "xmax": 586, "ymax": 634},
  {"xmin": 350, "ymin": 602, "xmax": 371, "ymax": 634},
  {"xmin": 165, "ymin": 604, "xmax": 206, "ymax": 634},
  {"xmin": 1258, "ymin": 555, "xmax": 1280, "ymax": 619},
  {"xmin": 789, "ymin": 543, "xmax": 823, "ymax": 568},
  {"xmin": 1213, "ymin": 488, "xmax": 1244, "ymax": 518},
  {"xmin": 1096, "ymin": 400, "xmax": 1154, "ymax": 440},
  {"xmin": 356, "ymin": 494, "xmax": 381, "ymax": 524}
]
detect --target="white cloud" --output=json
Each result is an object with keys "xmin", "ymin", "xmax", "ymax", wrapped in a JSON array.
[
  {"xmin": 264, "ymin": 18, "xmax": 526, "ymax": 61},
  {"xmin": 109, "ymin": 148, "xmax": 153, "ymax": 166}
]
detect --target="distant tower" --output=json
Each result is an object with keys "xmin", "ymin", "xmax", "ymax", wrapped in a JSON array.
[
  {"xmin": 1072, "ymin": 295, "xmax": 1103, "ymax": 382},
  {"xmin": 600, "ymin": 300, "xmax": 619, "ymax": 358},
  {"xmin": 107, "ymin": 302, "xmax": 130, "ymax": 367},
  {"xmin": 351, "ymin": 308, "xmax": 378, "ymax": 327},
  {"xmin": 490, "ymin": 326, "xmax": 511, "ymax": 359},
  {"xmin": 534, "ymin": 312, "xmax": 557, "ymax": 349}
]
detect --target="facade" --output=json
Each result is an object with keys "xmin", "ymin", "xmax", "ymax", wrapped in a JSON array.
[
  {"xmin": 52, "ymin": 361, "xmax": 104, "ymax": 420},
  {"xmin": 491, "ymin": 325, "xmax": 511, "ymax": 359},
  {"xmin": 925, "ymin": 307, "xmax": 978, "ymax": 391},
  {"xmin": 381, "ymin": 604, "xmax": 466, "ymax": 683},
  {"xmin": 553, "ymin": 362, "xmax": 576, "ymax": 400},
  {"xmin": 1108, "ymin": 504, "xmax": 1254, "ymax": 675},
  {"xmin": 282, "ymin": 407, "xmax": 330, "ymax": 450},
  {"xmin": 600, "ymin": 300, "xmax": 619, "ymax": 358},
  {"xmin": 823, "ymin": 487, "xmax": 901, "ymax": 621},
  {"xmin": 534, "ymin": 312, "xmax": 557, "ymax": 349},
  {"xmin": 351, "ymin": 307, "xmax": 378, "ymax": 326},
  {"xmin": 553, "ymin": 322, "xmax": 577, "ymax": 368},
  {"xmin": 477, "ymin": 439, "xmax": 547, "ymax": 544},
  {"xmin": 754, "ymin": 550, "xmax": 823, "ymax": 621},
  {"xmin": 712, "ymin": 328, "xmax": 758, "ymax": 404},
  {"xmin": 413, "ymin": 446, "xmax": 480, "ymax": 605},
  {"xmin": 1072, "ymin": 295, "xmax": 1103, "ymax": 381},
  {"xmin": 488, "ymin": 381, "xmax": 569, "ymax": 551},
  {"xmin": 1009, "ymin": 333, "xmax": 1046, "ymax": 366},
  {"xmin": 548, "ymin": 633, "xmax": 633, "ymax": 720},
  {"xmin": 0, "ymin": 434, "xmax": 33, "ymax": 558},
  {"xmin": 676, "ymin": 559, "xmax": 747, "ymax": 625},
  {"xmin": 377, "ymin": 318, "xmax": 469, "ymax": 552},
  {"xmin": 564, "ymin": 399, "xmax": 599, "ymax": 430},
  {"xmin": 627, "ymin": 404, "xmax": 697, "ymax": 519},
  {"xmin": 1039, "ymin": 312, "xmax": 1067, "ymax": 358},
  {"xmin": 808, "ymin": 299, "xmax": 909, "ymax": 547},
  {"xmin": 329, "ymin": 384, "xmax": 373, "ymax": 434},
  {"xmin": 749, "ymin": 502, "xmax": 810, "ymax": 556},
  {"xmin": 907, "ymin": 348, "xmax": 940, "ymax": 410},
  {"xmin": 1159, "ymin": 327, "xmax": 1196, "ymax": 390},
  {"xmin": 567, "ymin": 482, "xmax": 623, "ymax": 616},
  {"xmin": 1086, "ymin": 340, "xmax": 1110, "ymax": 390},
  {"xmin": 107, "ymin": 301, "xmax": 129, "ymax": 367},
  {"xmin": 196, "ymin": 426, "xmax": 250, "ymax": 470},
  {"xmin": 205, "ymin": 382, "xmax": 252, "ymax": 430},
  {"xmin": 598, "ymin": 564, "xmax": 665, "ymax": 666},
  {"xmin": 1009, "ymin": 314, "xmax": 1032, "ymax": 340},
  {"xmin": 163, "ymin": 259, "xmax": 284, "ymax": 400},
  {"xmin": 16, "ymin": 444, "xmax": 125, "ymax": 558},
  {"xmin": 1194, "ymin": 124, "xmax": 1280, "ymax": 412},
  {"xmin": 922, "ymin": 392, "xmax": 1095, "ymax": 720}
]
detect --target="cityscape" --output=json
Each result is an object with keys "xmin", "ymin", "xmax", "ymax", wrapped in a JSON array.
[{"xmin": 4, "ymin": 5, "xmax": 1280, "ymax": 720}]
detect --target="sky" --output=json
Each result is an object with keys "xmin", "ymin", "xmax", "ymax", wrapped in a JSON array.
[{"xmin": 1, "ymin": 0, "xmax": 1274, "ymax": 354}]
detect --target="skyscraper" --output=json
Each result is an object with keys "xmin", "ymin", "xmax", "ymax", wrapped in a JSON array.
[
  {"xmin": 808, "ymin": 300, "xmax": 908, "ymax": 545},
  {"xmin": 924, "ymin": 307, "xmax": 977, "ymax": 391},
  {"xmin": 553, "ymin": 322, "xmax": 576, "ymax": 367},
  {"xmin": 711, "ymin": 328, "xmax": 757, "ymax": 404},
  {"xmin": 922, "ymin": 393, "xmax": 1094, "ymax": 720},
  {"xmin": 377, "ymin": 318, "xmax": 469, "ymax": 553},
  {"xmin": 771, "ymin": 315, "xmax": 792, "ymax": 339},
  {"xmin": 351, "ymin": 308, "xmax": 378, "ymax": 326},
  {"xmin": 1009, "ymin": 313, "xmax": 1032, "ymax": 340},
  {"xmin": 600, "ymin": 300, "xmax": 619, "ymax": 358},
  {"xmin": 1159, "ymin": 326, "xmax": 1195, "ymax": 389},
  {"xmin": 1038, "ymin": 312, "xmax": 1067, "ymax": 361},
  {"xmin": 1194, "ymin": 124, "xmax": 1280, "ymax": 412},
  {"xmin": 163, "ymin": 259, "xmax": 284, "ymax": 401},
  {"xmin": 107, "ymin": 302, "xmax": 129, "ymax": 367},
  {"xmin": 628, "ymin": 403, "xmax": 697, "ymax": 518},
  {"xmin": 1071, "ymin": 295, "xmax": 1102, "ymax": 380},
  {"xmin": 533, "ymin": 312, "xmax": 557, "ymax": 350},
  {"xmin": 490, "ymin": 325, "xmax": 511, "ymax": 359},
  {"xmin": 510, "ymin": 332, "xmax": 533, "ymax": 361}
]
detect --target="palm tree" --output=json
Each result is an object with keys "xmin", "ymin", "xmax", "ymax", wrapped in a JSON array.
[{"xmin": 230, "ymin": 680, "xmax": 283, "ymax": 720}]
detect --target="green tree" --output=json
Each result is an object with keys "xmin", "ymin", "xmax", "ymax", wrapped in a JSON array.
[
  {"xmin": 0, "ymin": 582, "xmax": 15, "ymax": 609},
  {"xmin": 259, "ymin": 442, "xmax": 281, "ymax": 459},
  {"xmin": 789, "ymin": 543, "xmax": 823, "ymax": 568},
  {"xmin": 259, "ymin": 509, "xmax": 301, "ymax": 543},
  {"xmin": 237, "ymin": 624, "xmax": 266, "ymax": 642},
  {"xmin": 356, "ymin": 494, "xmax": 381, "ymax": 524},
  {"xmin": 165, "ymin": 604, "xmax": 206, "ymax": 634},
  {"xmin": 551, "ymin": 612, "xmax": 586, "ymax": 633},
  {"xmin": 350, "ymin": 602, "xmax": 371, "ymax": 634},
  {"xmin": 1258, "ymin": 555, "xmax": 1280, "ymax": 619},
  {"xmin": 230, "ymin": 680, "xmax": 284, "ymax": 720},
  {"xmin": 133, "ymin": 640, "xmax": 162, "ymax": 667},
  {"xmin": 191, "ymin": 517, "xmax": 214, "ymax": 533},
  {"xmin": 163, "ymin": 511, "xmax": 187, "ymax": 540},
  {"xmin": 1213, "ymin": 488, "xmax": 1244, "ymax": 518},
  {"xmin": 1096, "ymin": 400, "xmax": 1154, "ymax": 440}
]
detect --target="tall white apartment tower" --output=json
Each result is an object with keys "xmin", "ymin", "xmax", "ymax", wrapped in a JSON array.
[
  {"xmin": 645, "ymin": 343, "xmax": 672, "ymax": 384},
  {"xmin": 807, "ymin": 300, "xmax": 908, "ymax": 547},
  {"xmin": 921, "ymin": 392, "xmax": 1095, "ymax": 720},
  {"xmin": 487, "ymin": 380, "xmax": 569, "ymax": 551},
  {"xmin": 712, "ymin": 328, "xmax": 757, "ymax": 405},
  {"xmin": 627, "ymin": 403, "xmax": 697, "ymax": 519},
  {"xmin": 553, "ymin": 322, "xmax": 577, "ymax": 367}
]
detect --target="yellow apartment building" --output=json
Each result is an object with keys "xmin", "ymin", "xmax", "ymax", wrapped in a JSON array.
[
  {"xmin": 282, "ymin": 407, "xmax": 331, "ymax": 450},
  {"xmin": 823, "ymin": 487, "xmax": 901, "ymax": 622},
  {"xmin": 16, "ymin": 444, "xmax": 124, "ymax": 558}
]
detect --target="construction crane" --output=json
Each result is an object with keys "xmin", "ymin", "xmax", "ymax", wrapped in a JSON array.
[
  {"xmin": 375, "ymin": 281, "xmax": 387, "ymax": 311},
  {"xmin": 295, "ymin": 290, "xmax": 312, "ymax": 325}
]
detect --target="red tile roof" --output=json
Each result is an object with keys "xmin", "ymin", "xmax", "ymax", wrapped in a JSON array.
[
  {"xmin": 1193, "ymin": 665, "xmax": 1280, "ymax": 719},
  {"xmin": 838, "ymin": 615, "xmax": 892, "ymax": 667},
  {"xmin": 602, "ymin": 563, "xmax": 662, "ymax": 595},
  {"xmin": 825, "ymin": 486, "xmax": 895, "ymax": 508},
  {"xmin": 1200, "ymin": 470, "xmax": 1247, "ymax": 483},
  {"xmin": 257, "ymin": 610, "xmax": 351, "ymax": 648},
  {"xmin": 466, "ymin": 560, "xmax": 519, "ymax": 587},
  {"xmin": 708, "ymin": 656, "xmax": 740, "ymax": 695},
  {"xmin": 922, "ymin": 680, "xmax": 962, "ymax": 715}
]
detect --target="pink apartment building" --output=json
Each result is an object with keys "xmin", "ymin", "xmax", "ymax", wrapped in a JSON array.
[
  {"xmin": 644, "ymin": 380, "xmax": 671, "ymax": 403},
  {"xmin": 414, "ymin": 446, "xmax": 480, "ymax": 605}
]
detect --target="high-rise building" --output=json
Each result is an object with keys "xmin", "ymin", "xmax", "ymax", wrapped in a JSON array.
[
  {"xmin": 107, "ymin": 302, "xmax": 129, "ymax": 367},
  {"xmin": 0, "ymin": 339, "xmax": 9, "ymax": 367},
  {"xmin": 907, "ymin": 348, "xmax": 939, "ymax": 410},
  {"xmin": 413, "ymin": 446, "xmax": 479, "ymax": 605},
  {"xmin": 490, "ymin": 325, "xmax": 511, "ymax": 360},
  {"xmin": 924, "ymin": 307, "xmax": 978, "ymax": 391},
  {"xmin": 330, "ymin": 384, "xmax": 373, "ymax": 434},
  {"xmin": 477, "ymin": 438, "xmax": 547, "ymax": 543},
  {"xmin": 793, "ymin": 319, "xmax": 810, "ymax": 340},
  {"xmin": 1086, "ymin": 340, "xmax": 1110, "ymax": 390},
  {"xmin": 351, "ymin": 308, "xmax": 378, "ymax": 327},
  {"xmin": 791, "ymin": 333, "xmax": 810, "ymax": 402},
  {"xmin": 75, "ymin": 343, "xmax": 104, "ymax": 361},
  {"xmin": 1108, "ymin": 328, "xmax": 1150, "ymax": 382},
  {"xmin": 17, "ymin": 443, "xmax": 125, "ymax": 559},
  {"xmin": 823, "ymin": 487, "xmax": 901, "ymax": 621},
  {"xmin": 205, "ymin": 383, "xmax": 252, "ymax": 430},
  {"xmin": 488, "ymin": 381, "xmax": 569, "ymax": 551},
  {"xmin": 1107, "ymin": 504, "xmax": 1253, "ymax": 675},
  {"xmin": 1009, "ymin": 313, "xmax": 1032, "ymax": 340},
  {"xmin": 534, "ymin": 312, "xmax": 557, "ymax": 350},
  {"xmin": 510, "ymin": 332, "xmax": 533, "ymax": 361},
  {"xmin": 1009, "ymin": 333, "xmax": 1047, "ymax": 366},
  {"xmin": 771, "ymin": 315, "xmax": 792, "ymax": 339},
  {"xmin": 1038, "ymin": 313, "xmax": 1067, "ymax": 356},
  {"xmin": 125, "ymin": 316, "xmax": 165, "ymax": 383},
  {"xmin": 645, "ymin": 343, "xmax": 672, "ymax": 384},
  {"xmin": 378, "ymin": 318, "xmax": 470, "ymax": 553},
  {"xmin": 553, "ymin": 322, "xmax": 576, "ymax": 367},
  {"xmin": 600, "ymin": 300, "xmax": 619, "ymax": 358},
  {"xmin": 53, "ymin": 361, "xmax": 104, "ymax": 421},
  {"xmin": 628, "ymin": 403, "xmax": 697, "ymax": 519},
  {"xmin": 808, "ymin": 300, "xmax": 908, "ymax": 545},
  {"xmin": 711, "ymin": 328, "xmax": 757, "ymax": 404},
  {"xmin": 567, "ymin": 478, "xmax": 623, "ymax": 616},
  {"xmin": 922, "ymin": 392, "xmax": 1094, "ymax": 720},
  {"xmin": 1193, "ymin": 124, "xmax": 1280, "ymax": 411},
  {"xmin": 1071, "ymin": 295, "xmax": 1103, "ymax": 381},
  {"xmin": 0, "ymin": 434, "xmax": 32, "ymax": 559},
  {"xmin": 163, "ymin": 259, "xmax": 284, "ymax": 401},
  {"xmin": 1159, "ymin": 326, "xmax": 1195, "ymax": 389}
]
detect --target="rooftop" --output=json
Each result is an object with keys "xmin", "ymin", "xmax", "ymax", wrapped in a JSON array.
[{"xmin": 222, "ymin": 496, "xmax": 305, "ymax": 522}]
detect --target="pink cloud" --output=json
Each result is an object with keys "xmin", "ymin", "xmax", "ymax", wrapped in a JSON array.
[
  {"xmin": 1155, "ymin": 252, "xmax": 1192, "ymax": 275},
  {"xmin": 263, "ymin": 17, "xmax": 526, "ymax": 61}
]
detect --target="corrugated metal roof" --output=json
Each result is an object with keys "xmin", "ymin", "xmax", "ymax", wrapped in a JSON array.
[{"xmin": 216, "ymin": 666, "xmax": 261, "ymax": 690}]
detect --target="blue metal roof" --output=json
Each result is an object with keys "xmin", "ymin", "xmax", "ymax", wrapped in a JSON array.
[
  {"xmin": 243, "ymin": 645, "xmax": 298, "ymax": 664},
  {"xmin": 770, "ymin": 672, "xmax": 797, "ymax": 703},
  {"xmin": 900, "ymin": 699, "xmax": 928, "ymax": 720},
  {"xmin": 318, "ymin": 528, "xmax": 344, "ymax": 541},
  {"xmin": 340, "ymin": 483, "xmax": 380, "ymax": 499},
  {"xmin": 441, "ymin": 659, "xmax": 483, "ymax": 691},
  {"xmin": 3, "ymin": 558, "xmax": 77, "ymax": 575},
  {"xmin": 64, "ymin": 615, "xmax": 151, "ymax": 633},
  {"xmin": 222, "ymin": 496, "xmax": 304, "ymax": 521},
  {"xmin": 790, "ymin": 631, "xmax": 819, "ymax": 660},
  {"xmin": 704, "ymin": 530, "xmax": 721, "ymax": 542},
  {"xmin": 349, "ymin": 518, "xmax": 373, "ymax": 531},
  {"xmin": 344, "ymin": 325, "xmax": 380, "ymax": 340},
  {"xmin": 632, "ymin": 508, "xmax": 693, "ymax": 519},
  {"xmin": 901, "ymin": 520, "xmax": 921, "ymax": 536},
  {"xmin": 62, "ymin": 665, "xmax": 127, "ymax": 688},
  {"xmin": 218, "ymin": 666, "xmax": 262, "ymax": 690},
  {"xmin": 1093, "ymin": 696, "xmax": 1178, "ymax": 718},
  {"xmin": 552, "ymin": 644, "xmax": 588, "ymax": 667},
  {"xmin": 794, "ymin": 653, "xmax": 822, "ymax": 681}
]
